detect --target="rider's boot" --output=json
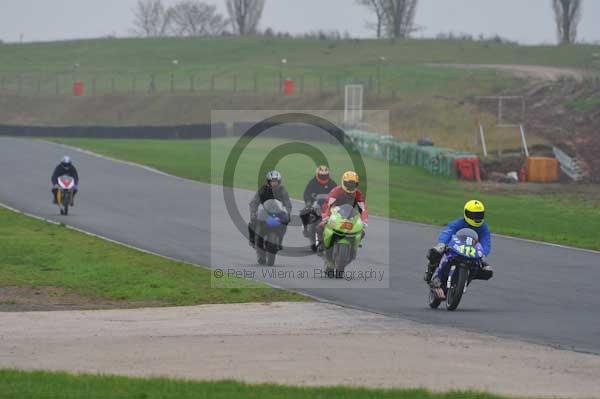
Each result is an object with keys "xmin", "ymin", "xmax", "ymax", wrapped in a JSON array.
[{"xmin": 424, "ymin": 262, "xmax": 437, "ymax": 283}]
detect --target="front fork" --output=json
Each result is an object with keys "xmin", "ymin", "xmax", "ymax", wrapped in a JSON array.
[{"xmin": 447, "ymin": 265, "xmax": 470, "ymax": 294}]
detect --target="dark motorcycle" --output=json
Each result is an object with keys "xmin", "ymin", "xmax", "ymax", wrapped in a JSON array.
[
  {"xmin": 428, "ymin": 229, "xmax": 493, "ymax": 311},
  {"xmin": 300, "ymin": 194, "xmax": 328, "ymax": 252}
]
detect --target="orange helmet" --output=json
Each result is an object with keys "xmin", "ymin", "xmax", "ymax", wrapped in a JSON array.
[
  {"xmin": 316, "ymin": 165, "xmax": 330, "ymax": 185},
  {"xmin": 341, "ymin": 171, "xmax": 359, "ymax": 193}
]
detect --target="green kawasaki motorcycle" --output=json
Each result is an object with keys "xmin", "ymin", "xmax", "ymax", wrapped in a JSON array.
[{"xmin": 322, "ymin": 204, "xmax": 364, "ymax": 278}]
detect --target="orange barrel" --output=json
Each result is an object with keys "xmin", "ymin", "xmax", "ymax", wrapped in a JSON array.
[
  {"xmin": 73, "ymin": 80, "xmax": 84, "ymax": 96},
  {"xmin": 526, "ymin": 157, "xmax": 559, "ymax": 182},
  {"xmin": 283, "ymin": 79, "xmax": 295, "ymax": 96}
]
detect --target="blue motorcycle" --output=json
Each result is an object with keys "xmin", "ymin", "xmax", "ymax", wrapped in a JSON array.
[
  {"xmin": 429, "ymin": 229, "xmax": 493, "ymax": 311},
  {"xmin": 255, "ymin": 199, "xmax": 290, "ymax": 266}
]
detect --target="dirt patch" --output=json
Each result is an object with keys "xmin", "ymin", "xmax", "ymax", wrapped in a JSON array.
[
  {"xmin": 429, "ymin": 63, "xmax": 591, "ymax": 81},
  {"xmin": 1, "ymin": 302, "xmax": 598, "ymax": 398},
  {"xmin": 0, "ymin": 286, "xmax": 167, "ymax": 312}
]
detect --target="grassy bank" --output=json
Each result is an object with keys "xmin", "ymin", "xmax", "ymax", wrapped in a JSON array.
[
  {"xmin": 0, "ymin": 369, "xmax": 508, "ymax": 399},
  {"xmin": 0, "ymin": 206, "xmax": 306, "ymax": 308},
  {"xmin": 52, "ymin": 137, "xmax": 600, "ymax": 250}
]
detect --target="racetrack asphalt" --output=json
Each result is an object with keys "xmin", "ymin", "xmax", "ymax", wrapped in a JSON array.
[{"xmin": 1, "ymin": 137, "xmax": 599, "ymax": 354}]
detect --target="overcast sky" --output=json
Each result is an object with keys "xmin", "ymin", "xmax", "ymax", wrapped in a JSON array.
[{"xmin": 1, "ymin": 0, "xmax": 599, "ymax": 45}]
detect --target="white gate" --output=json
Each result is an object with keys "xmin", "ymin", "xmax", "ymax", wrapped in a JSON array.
[{"xmin": 344, "ymin": 84, "xmax": 364, "ymax": 127}]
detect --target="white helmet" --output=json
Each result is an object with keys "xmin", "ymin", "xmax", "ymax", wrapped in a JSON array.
[
  {"xmin": 266, "ymin": 170, "xmax": 282, "ymax": 183},
  {"xmin": 61, "ymin": 156, "xmax": 72, "ymax": 166}
]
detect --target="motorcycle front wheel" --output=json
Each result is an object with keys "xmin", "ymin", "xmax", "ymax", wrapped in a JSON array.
[{"xmin": 446, "ymin": 267, "xmax": 468, "ymax": 311}]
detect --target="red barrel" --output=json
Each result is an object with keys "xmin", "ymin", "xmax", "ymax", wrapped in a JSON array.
[
  {"xmin": 454, "ymin": 157, "xmax": 481, "ymax": 182},
  {"xmin": 73, "ymin": 80, "xmax": 84, "ymax": 96},
  {"xmin": 283, "ymin": 79, "xmax": 295, "ymax": 96}
]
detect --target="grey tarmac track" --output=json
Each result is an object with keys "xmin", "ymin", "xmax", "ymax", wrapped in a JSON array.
[{"xmin": 1, "ymin": 137, "xmax": 599, "ymax": 354}]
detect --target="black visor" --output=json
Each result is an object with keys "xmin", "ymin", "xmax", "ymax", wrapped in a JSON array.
[
  {"xmin": 343, "ymin": 181, "xmax": 358, "ymax": 191},
  {"xmin": 465, "ymin": 210, "xmax": 484, "ymax": 222}
]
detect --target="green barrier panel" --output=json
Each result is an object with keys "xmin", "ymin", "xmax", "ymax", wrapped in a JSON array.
[{"xmin": 345, "ymin": 130, "xmax": 475, "ymax": 177}]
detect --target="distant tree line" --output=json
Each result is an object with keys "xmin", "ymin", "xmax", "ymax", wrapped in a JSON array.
[
  {"xmin": 133, "ymin": 0, "xmax": 586, "ymax": 45},
  {"xmin": 132, "ymin": 0, "xmax": 264, "ymax": 37}
]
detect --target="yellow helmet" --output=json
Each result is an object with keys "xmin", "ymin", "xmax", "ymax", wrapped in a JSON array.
[
  {"xmin": 341, "ymin": 171, "xmax": 359, "ymax": 193},
  {"xmin": 464, "ymin": 200, "xmax": 485, "ymax": 227}
]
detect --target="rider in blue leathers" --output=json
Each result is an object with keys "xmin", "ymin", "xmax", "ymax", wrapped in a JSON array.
[{"xmin": 424, "ymin": 200, "xmax": 492, "ymax": 287}]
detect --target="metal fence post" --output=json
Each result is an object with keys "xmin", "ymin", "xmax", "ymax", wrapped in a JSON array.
[
  {"xmin": 18, "ymin": 75, "xmax": 22, "ymax": 94},
  {"xmin": 319, "ymin": 75, "xmax": 323, "ymax": 94},
  {"xmin": 149, "ymin": 74, "xmax": 156, "ymax": 93},
  {"xmin": 300, "ymin": 75, "xmax": 304, "ymax": 94}
]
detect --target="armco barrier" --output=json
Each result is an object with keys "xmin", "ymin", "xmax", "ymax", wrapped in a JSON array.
[{"xmin": 0, "ymin": 123, "xmax": 227, "ymax": 139}]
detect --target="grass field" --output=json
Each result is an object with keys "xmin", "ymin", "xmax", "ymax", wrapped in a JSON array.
[
  {"xmin": 51, "ymin": 137, "xmax": 600, "ymax": 250},
  {"xmin": 0, "ymin": 369, "xmax": 508, "ymax": 399},
  {"xmin": 2, "ymin": 36, "xmax": 598, "ymax": 95},
  {"xmin": 0, "ymin": 206, "xmax": 306, "ymax": 308}
]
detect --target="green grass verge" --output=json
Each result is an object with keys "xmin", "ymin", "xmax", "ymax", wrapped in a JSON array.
[
  {"xmin": 4, "ymin": 36, "xmax": 599, "ymax": 95},
  {"xmin": 51, "ymin": 137, "xmax": 600, "ymax": 250},
  {"xmin": 0, "ymin": 206, "xmax": 306, "ymax": 305},
  {"xmin": 0, "ymin": 369, "xmax": 508, "ymax": 399}
]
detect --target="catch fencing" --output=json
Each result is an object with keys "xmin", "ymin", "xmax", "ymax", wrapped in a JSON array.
[{"xmin": 0, "ymin": 72, "xmax": 401, "ymax": 98}]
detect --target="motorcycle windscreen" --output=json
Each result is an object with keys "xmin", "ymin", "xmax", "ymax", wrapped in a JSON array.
[{"xmin": 335, "ymin": 204, "xmax": 358, "ymax": 220}]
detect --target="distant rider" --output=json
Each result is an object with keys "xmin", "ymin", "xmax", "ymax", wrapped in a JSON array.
[
  {"xmin": 51, "ymin": 156, "xmax": 79, "ymax": 206},
  {"xmin": 248, "ymin": 170, "xmax": 292, "ymax": 248},
  {"xmin": 300, "ymin": 165, "xmax": 337, "ymax": 235},
  {"xmin": 317, "ymin": 171, "xmax": 368, "ymax": 250},
  {"xmin": 425, "ymin": 200, "xmax": 493, "ymax": 287}
]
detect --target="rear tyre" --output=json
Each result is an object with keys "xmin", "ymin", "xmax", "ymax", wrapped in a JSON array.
[
  {"xmin": 446, "ymin": 267, "xmax": 468, "ymax": 311},
  {"xmin": 428, "ymin": 290, "xmax": 441, "ymax": 309}
]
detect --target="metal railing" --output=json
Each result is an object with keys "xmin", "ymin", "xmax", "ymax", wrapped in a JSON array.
[{"xmin": 553, "ymin": 146, "xmax": 583, "ymax": 181}]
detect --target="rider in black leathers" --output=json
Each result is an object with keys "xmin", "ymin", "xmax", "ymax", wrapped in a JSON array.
[
  {"xmin": 300, "ymin": 165, "xmax": 337, "ymax": 235},
  {"xmin": 51, "ymin": 156, "xmax": 79, "ymax": 206},
  {"xmin": 248, "ymin": 170, "xmax": 292, "ymax": 248}
]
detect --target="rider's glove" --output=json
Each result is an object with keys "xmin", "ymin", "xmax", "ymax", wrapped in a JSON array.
[
  {"xmin": 53, "ymin": 184, "xmax": 59, "ymax": 189},
  {"xmin": 362, "ymin": 221, "xmax": 368, "ymax": 229},
  {"xmin": 434, "ymin": 243, "xmax": 446, "ymax": 253},
  {"xmin": 250, "ymin": 212, "xmax": 257, "ymax": 222}
]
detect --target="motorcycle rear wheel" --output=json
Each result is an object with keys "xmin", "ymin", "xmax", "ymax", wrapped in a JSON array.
[{"xmin": 428, "ymin": 290, "xmax": 442, "ymax": 309}]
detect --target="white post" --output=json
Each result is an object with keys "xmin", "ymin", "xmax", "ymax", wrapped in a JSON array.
[
  {"xmin": 519, "ymin": 124, "xmax": 530, "ymax": 157},
  {"xmin": 344, "ymin": 85, "xmax": 350, "ymax": 124},
  {"xmin": 479, "ymin": 124, "xmax": 488, "ymax": 157}
]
